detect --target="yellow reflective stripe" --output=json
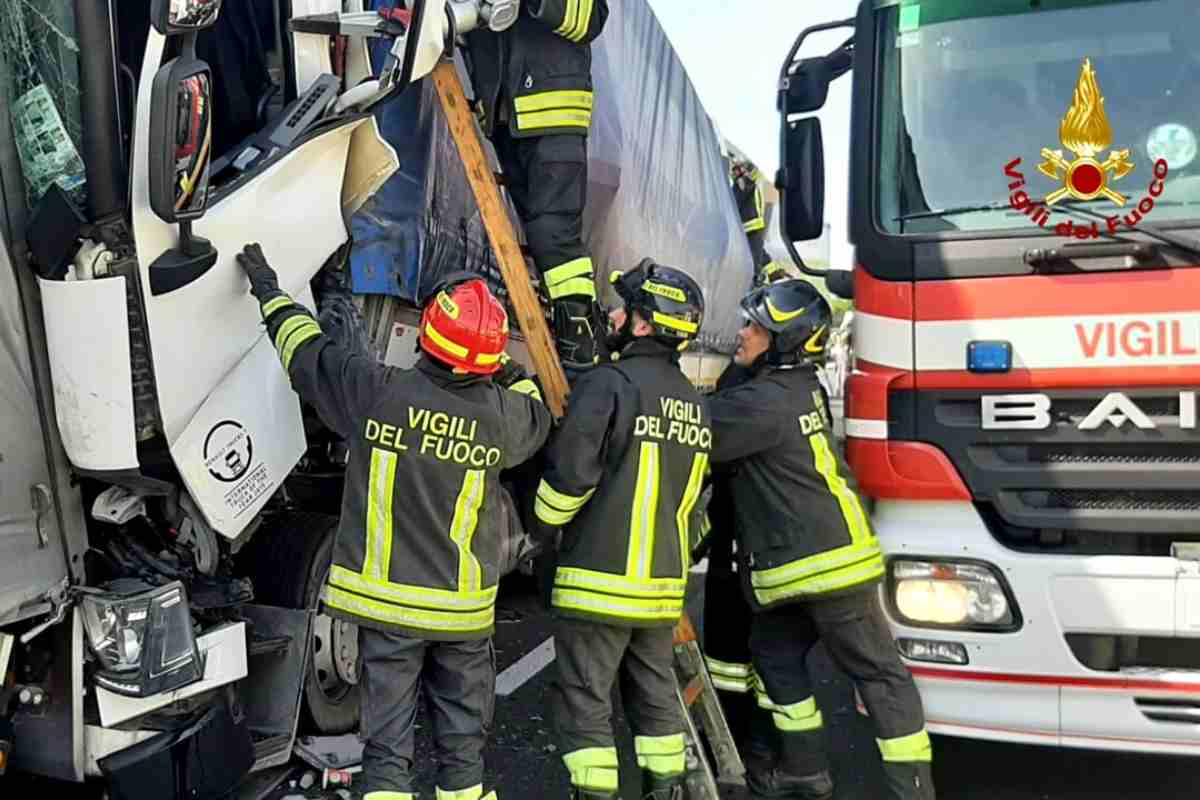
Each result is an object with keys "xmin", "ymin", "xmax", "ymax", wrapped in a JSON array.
[
  {"xmin": 516, "ymin": 109, "xmax": 592, "ymax": 131},
  {"xmin": 635, "ymin": 733, "xmax": 686, "ymax": 775},
  {"xmin": 281, "ymin": 324, "xmax": 321, "ymax": 371},
  {"xmin": 322, "ymin": 585, "xmax": 495, "ymax": 633},
  {"xmin": 365, "ymin": 792, "xmax": 416, "ymax": 800},
  {"xmin": 551, "ymin": 587, "xmax": 682, "ymax": 621},
  {"xmin": 878, "ymin": 728, "xmax": 932, "ymax": 763},
  {"xmin": 772, "ymin": 696, "xmax": 823, "ymax": 732},
  {"xmin": 812, "ymin": 431, "xmax": 873, "ymax": 546},
  {"xmin": 627, "ymin": 442, "xmax": 661, "ymax": 579},
  {"xmin": 507, "ymin": 378, "xmax": 542, "ymax": 401},
  {"xmin": 475, "ymin": 351, "xmax": 502, "ymax": 366},
  {"xmin": 547, "ymin": 276, "xmax": 596, "ymax": 300},
  {"xmin": 755, "ymin": 183, "xmax": 765, "ymax": 217},
  {"xmin": 705, "ymin": 657, "xmax": 752, "ymax": 678},
  {"xmin": 425, "ymin": 321, "xmax": 469, "ymax": 358},
  {"xmin": 535, "ymin": 497, "xmax": 574, "ymax": 526},
  {"xmin": 553, "ymin": 0, "xmax": 579, "ymax": 37},
  {"xmin": 554, "ymin": 567, "xmax": 685, "ymax": 599},
  {"xmin": 744, "ymin": 217, "xmax": 766, "ymax": 232},
  {"xmin": 712, "ymin": 676, "xmax": 752, "ymax": 693},
  {"xmin": 537, "ymin": 479, "xmax": 595, "ymax": 513},
  {"xmin": 675, "ymin": 453, "xmax": 708, "ymax": 573},
  {"xmin": 569, "ymin": 0, "xmax": 595, "ymax": 41},
  {"xmin": 261, "ymin": 295, "xmax": 292, "ymax": 317},
  {"xmin": 436, "ymin": 785, "xmax": 484, "ymax": 800},
  {"xmin": 755, "ymin": 556, "xmax": 886, "ymax": 604},
  {"xmin": 513, "ymin": 91, "xmax": 594, "ymax": 113},
  {"xmin": 329, "ymin": 566, "xmax": 497, "ymax": 611},
  {"xmin": 273, "ymin": 315, "xmax": 310, "ymax": 350},
  {"xmin": 450, "ymin": 470, "xmax": 486, "ymax": 592},
  {"xmin": 651, "ymin": 311, "xmax": 698, "ymax": 335},
  {"xmin": 563, "ymin": 746, "xmax": 619, "ymax": 791},
  {"xmin": 544, "ymin": 258, "xmax": 595, "ymax": 300},
  {"xmin": 362, "ymin": 448, "xmax": 399, "ymax": 581},
  {"xmin": 751, "ymin": 539, "xmax": 881, "ymax": 590}
]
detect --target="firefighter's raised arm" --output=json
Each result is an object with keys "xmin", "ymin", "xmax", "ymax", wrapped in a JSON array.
[{"xmin": 237, "ymin": 243, "xmax": 383, "ymax": 440}]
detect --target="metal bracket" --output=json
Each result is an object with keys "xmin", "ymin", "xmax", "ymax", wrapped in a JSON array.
[{"xmin": 19, "ymin": 579, "xmax": 73, "ymax": 645}]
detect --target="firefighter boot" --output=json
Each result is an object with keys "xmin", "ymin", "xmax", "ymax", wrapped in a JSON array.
[
  {"xmin": 641, "ymin": 769, "xmax": 686, "ymax": 800},
  {"xmin": 552, "ymin": 298, "xmax": 602, "ymax": 373},
  {"xmin": 742, "ymin": 701, "xmax": 780, "ymax": 777},
  {"xmin": 881, "ymin": 761, "xmax": 936, "ymax": 800},
  {"xmin": 746, "ymin": 728, "xmax": 833, "ymax": 800}
]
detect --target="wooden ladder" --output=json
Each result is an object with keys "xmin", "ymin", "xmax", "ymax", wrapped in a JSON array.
[{"xmin": 431, "ymin": 60, "xmax": 744, "ymax": 798}]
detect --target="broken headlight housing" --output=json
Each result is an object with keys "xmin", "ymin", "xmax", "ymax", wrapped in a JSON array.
[{"xmin": 80, "ymin": 579, "xmax": 204, "ymax": 697}]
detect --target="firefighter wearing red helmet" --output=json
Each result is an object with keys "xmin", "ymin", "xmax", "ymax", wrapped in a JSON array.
[
  {"xmin": 237, "ymin": 246, "xmax": 552, "ymax": 800},
  {"xmin": 530, "ymin": 259, "xmax": 711, "ymax": 800}
]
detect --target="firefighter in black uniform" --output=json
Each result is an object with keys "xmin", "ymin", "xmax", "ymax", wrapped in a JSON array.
[
  {"xmin": 707, "ymin": 280, "xmax": 935, "ymax": 800},
  {"xmin": 529, "ymin": 260, "xmax": 710, "ymax": 800},
  {"xmin": 695, "ymin": 263, "xmax": 791, "ymax": 782},
  {"xmin": 236, "ymin": 245, "xmax": 553, "ymax": 800},
  {"xmin": 462, "ymin": 0, "xmax": 610, "ymax": 373}
]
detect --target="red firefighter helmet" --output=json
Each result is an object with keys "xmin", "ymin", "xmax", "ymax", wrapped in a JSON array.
[{"xmin": 418, "ymin": 275, "xmax": 509, "ymax": 374}]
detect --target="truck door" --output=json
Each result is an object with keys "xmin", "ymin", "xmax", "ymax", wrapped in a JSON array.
[
  {"xmin": 124, "ymin": 17, "xmax": 379, "ymax": 537},
  {"xmin": 0, "ymin": 231, "xmax": 69, "ymax": 624}
]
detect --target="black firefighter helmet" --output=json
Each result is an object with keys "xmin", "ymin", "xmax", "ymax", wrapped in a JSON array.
[
  {"xmin": 609, "ymin": 258, "xmax": 704, "ymax": 348},
  {"xmin": 740, "ymin": 278, "xmax": 831, "ymax": 365}
]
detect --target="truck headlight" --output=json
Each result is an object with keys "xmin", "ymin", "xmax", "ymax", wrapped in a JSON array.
[
  {"xmin": 80, "ymin": 580, "xmax": 204, "ymax": 698},
  {"xmin": 889, "ymin": 559, "xmax": 1018, "ymax": 631}
]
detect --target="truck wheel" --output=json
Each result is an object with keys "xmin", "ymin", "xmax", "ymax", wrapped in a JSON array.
[{"xmin": 243, "ymin": 512, "xmax": 360, "ymax": 735}]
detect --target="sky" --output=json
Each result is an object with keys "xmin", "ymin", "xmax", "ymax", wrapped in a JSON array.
[{"xmin": 645, "ymin": 0, "xmax": 862, "ymax": 270}]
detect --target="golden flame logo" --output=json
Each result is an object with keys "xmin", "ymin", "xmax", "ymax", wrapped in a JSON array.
[{"xmin": 1037, "ymin": 58, "xmax": 1135, "ymax": 205}]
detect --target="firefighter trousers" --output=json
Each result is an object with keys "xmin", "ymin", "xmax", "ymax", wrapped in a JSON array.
[
  {"xmin": 548, "ymin": 618, "xmax": 686, "ymax": 795},
  {"xmin": 701, "ymin": 540, "xmax": 778, "ymax": 772},
  {"xmin": 358, "ymin": 627, "xmax": 496, "ymax": 798},
  {"xmin": 749, "ymin": 589, "xmax": 935, "ymax": 799},
  {"xmin": 493, "ymin": 128, "xmax": 595, "ymax": 304}
]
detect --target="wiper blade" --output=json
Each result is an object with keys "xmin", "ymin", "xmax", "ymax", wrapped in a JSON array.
[
  {"xmin": 894, "ymin": 202, "xmax": 1009, "ymax": 221},
  {"xmin": 1051, "ymin": 200, "xmax": 1200, "ymax": 261}
]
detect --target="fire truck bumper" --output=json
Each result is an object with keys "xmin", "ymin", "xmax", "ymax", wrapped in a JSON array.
[{"xmin": 867, "ymin": 499, "xmax": 1200, "ymax": 757}]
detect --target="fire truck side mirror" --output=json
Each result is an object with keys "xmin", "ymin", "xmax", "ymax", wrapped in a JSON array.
[
  {"xmin": 146, "ymin": 57, "xmax": 219, "ymax": 296},
  {"xmin": 149, "ymin": 57, "xmax": 213, "ymax": 225},
  {"xmin": 781, "ymin": 117, "xmax": 825, "ymax": 243},
  {"xmin": 151, "ymin": 0, "xmax": 224, "ymax": 35}
]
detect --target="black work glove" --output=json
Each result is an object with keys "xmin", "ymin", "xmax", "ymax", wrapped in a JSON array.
[{"xmin": 236, "ymin": 243, "xmax": 281, "ymax": 301}]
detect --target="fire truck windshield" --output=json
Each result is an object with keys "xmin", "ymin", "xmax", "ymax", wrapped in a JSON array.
[{"xmin": 875, "ymin": 0, "xmax": 1200, "ymax": 236}]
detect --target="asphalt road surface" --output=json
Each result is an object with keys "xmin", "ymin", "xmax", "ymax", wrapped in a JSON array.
[{"xmin": 5, "ymin": 570, "xmax": 1196, "ymax": 799}]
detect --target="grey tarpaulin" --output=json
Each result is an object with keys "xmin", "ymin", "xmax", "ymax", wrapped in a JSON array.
[{"xmin": 347, "ymin": 0, "xmax": 754, "ymax": 354}]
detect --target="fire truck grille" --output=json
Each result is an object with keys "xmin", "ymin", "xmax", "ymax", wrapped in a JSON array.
[
  {"xmin": 1027, "ymin": 444, "xmax": 1200, "ymax": 465},
  {"xmin": 1022, "ymin": 489, "xmax": 1200, "ymax": 513}
]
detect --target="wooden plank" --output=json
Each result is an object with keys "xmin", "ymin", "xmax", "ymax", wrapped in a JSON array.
[{"xmin": 430, "ymin": 61, "xmax": 569, "ymax": 417}]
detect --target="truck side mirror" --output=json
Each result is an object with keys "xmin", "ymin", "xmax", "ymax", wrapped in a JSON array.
[
  {"xmin": 147, "ymin": 57, "xmax": 218, "ymax": 296},
  {"xmin": 781, "ymin": 117, "xmax": 825, "ymax": 243},
  {"xmin": 151, "ymin": 0, "xmax": 224, "ymax": 34}
]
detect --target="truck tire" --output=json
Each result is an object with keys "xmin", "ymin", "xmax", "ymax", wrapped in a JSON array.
[{"xmin": 243, "ymin": 511, "xmax": 360, "ymax": 735}]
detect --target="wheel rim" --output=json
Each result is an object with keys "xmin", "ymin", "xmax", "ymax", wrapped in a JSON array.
[{"xmin": 311, "ymin": 564, "xmax": 359, "ymax": 701}]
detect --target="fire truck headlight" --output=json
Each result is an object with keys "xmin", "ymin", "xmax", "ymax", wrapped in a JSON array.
[{"xmin": 890, "ymin": 559, "xmax": 1018, "ymax": 630}]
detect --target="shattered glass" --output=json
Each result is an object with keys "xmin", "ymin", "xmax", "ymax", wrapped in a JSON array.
[{"xmin": 0, "ymin": 0, "xmax": 87, "ymax": 213}]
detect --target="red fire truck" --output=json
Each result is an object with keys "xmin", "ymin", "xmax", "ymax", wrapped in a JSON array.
[{"xmin": 778, "ymin": 0, "xmax": 1200, "ymax": 755}]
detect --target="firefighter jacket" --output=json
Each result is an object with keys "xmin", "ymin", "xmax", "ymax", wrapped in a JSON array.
[
  {"xmin": 732, "ymin": 168, "xmax": 766, "ymax": 234},
  {"xmin": 534, "ymin": 338, "xmax": 712, "ymax": 627},
  {"xmin": 708, "ymin": 361, "xmax": 884, "ymax": 610},
  {"xmin": 257, "ymin": 291, "xmax": 553, "ymax": 640},
  {"xmin": 463, "ymin": 0, "xmax": 608, "ymax": 138}
]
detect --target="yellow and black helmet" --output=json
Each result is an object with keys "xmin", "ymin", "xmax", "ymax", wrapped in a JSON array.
[
  {"xmin": 740, "ymin": 278, "xmax": 831, "ymax": 364},
  {"xmin": 609, "ymin": 258, "xmax": 705, "ymax": 345}
]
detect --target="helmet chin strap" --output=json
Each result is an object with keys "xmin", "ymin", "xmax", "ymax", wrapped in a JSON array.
[{"xmin": 605, "ymin": 312, "xmax": 636, "ymax": 355}]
